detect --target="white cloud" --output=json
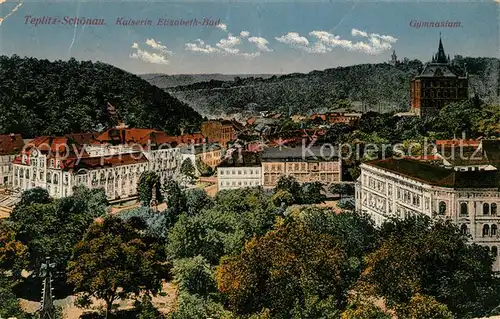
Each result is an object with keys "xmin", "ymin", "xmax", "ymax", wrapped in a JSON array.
[
  {"xmin": 217, "ymin": 23, "xmax": 227, "ymax": 31},
  {"xmin": 275, "ymin": 32, "xmax": 310, "ymax": 48},
  {"xmin": 145, "ymin": 38, "xmax": 173, "ymax": 55},
  {"xmin": 216, "ymin": 35, "xmax": 241, "ymax": 54},
  {"xmin": 185, "ymin": 33, "xmax": 266, "ymax": 59},
  {"xmin": 248, "ymin": 36, "xmax": 272, "ymax": 52},
  {"xmin": 130, "ymin": 49, "xmax": 169, "ymax": 65},
  {"xmin": 185, "ymin": 39, "xmax": 219, "ymax": 54},
  {"xmin": 276, "ymin": 28, "xmax": 397, "ymax": 55},
  {"xmin": 130, "ymin": 41, "xmax": 171, "ymax": 65}
]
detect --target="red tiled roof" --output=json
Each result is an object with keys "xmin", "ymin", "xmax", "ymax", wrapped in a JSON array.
[
  {"xmin": 0, "ymin": 134, "xmax": 24, "ymax": 156},
  {"xmin": 65, "ymin": 132, "xmax": 100, "ymax": 146},
  {"xmin": 95, "ymin": 128, "xmax": 157, "ymax": 144},
  {"xmin": 61, "ymin": 152, "xmax": 148, "ymax": 171}
]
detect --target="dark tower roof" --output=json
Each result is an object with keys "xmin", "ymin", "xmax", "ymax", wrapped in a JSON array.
[{"xmin": 434, "ymin": 35, "xmax": 448, "ymax": 64}]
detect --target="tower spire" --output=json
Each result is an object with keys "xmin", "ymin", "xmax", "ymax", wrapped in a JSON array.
[{"xmin": 435, "ymin": 33, "xmax": 448, "ymax": 63}]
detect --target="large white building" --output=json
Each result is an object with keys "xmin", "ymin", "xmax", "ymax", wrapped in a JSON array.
[
  {"xmin": 217, "ymin": 150, "xmax": 262, "ymax": 190},
  {"xmin": 355, "ymin": 140, "xmax": 500, "ymax": 270},
  {"xmin": 11, "ymin": 128, "xmax": 184, "ymax": 201}
]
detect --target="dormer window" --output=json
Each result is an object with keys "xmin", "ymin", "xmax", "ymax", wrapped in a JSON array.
[{"xmin": 50, "ymin": 159, "xmax": 55, "ymax": 168}]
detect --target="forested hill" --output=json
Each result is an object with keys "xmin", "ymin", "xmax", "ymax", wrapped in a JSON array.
[
  {"xmin": 156, "ymin": 57, "xmax": 499, "ymax": 116},
  {"xmin": 0, "ymin": 55, "xmax": 202, "ymax": 137},
  {"xmin": 141, "ymin": 73, "xmax": 277, "ymax": 88}
]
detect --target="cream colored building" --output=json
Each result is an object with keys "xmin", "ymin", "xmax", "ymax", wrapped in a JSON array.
[
  {"xmin": 217, "ymin": 151, "xmax": 262, "ymax": 190},
  {"xmin": 355, "ymin": 155, "xmax": 500, "ymax": 271},
  {"xmin": 261, "ymin": 146, "xmax": 341, "ymax": 187}
]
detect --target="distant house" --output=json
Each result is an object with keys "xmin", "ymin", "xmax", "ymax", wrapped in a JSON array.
[{"xmin": 311, "ymin": 112, "xmax": 361, "ymax": 126}]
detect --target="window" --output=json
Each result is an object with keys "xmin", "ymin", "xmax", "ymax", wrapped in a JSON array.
[
  {"xmin": 484, "ymin": 203, "xmax": 490, "ymax": 215},
  {"xmin": 492, "ymin": 225, "xmax": 498, "ymax": 237},
  {"xmin": 483, "ymin": 224, "xmax": 490, "ymax": 237},
  {"xmin": 492, "ymin": 203, "xmax": 497, "ymax": 216},
  {"xmin": 492, "ymin": 246, "xmax": 498, "ymax": 258},
  {"xmin": 460, "ymin": 224, "xmax": 468, "ymax": 235},
  {"xmin": 460, "ymin": 203, "xmax": 468, "ymax": 216},
  {"xmin": 438, "ymin": 201, "xmax": 446, "ymax": 215}
]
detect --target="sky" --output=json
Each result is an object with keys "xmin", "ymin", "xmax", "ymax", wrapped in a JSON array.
[{"xmin": 0, "ymin": 0, "xmax": 498, "ymax": 75}]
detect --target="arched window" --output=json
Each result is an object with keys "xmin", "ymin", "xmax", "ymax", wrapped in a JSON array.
[
  {"xmin": 492, "ymin": 246, "xmax": 498, "ymax": 258},
  {"xmin": 483, "ymin": 203, "xmax": 490, "ymax": 215},
  {"xmin": 438, "ymin": 201, "xmax": 446, "ymax": 215},
  {"xmin": 460, "ymin": 224, "xmax": 468, "ymax": 235},
  {"xmin": 492, "ymin": 203, "xmax": 498, "ymax": 216},
  {"xmin": 483, "ymin": 224, "xmax": 490, "ymax": 237},
  {"xmin": 460, "ymin": 203, "xmax": 468, "ymax": 216},
  {"xmin": 492, "ymin": 225, "xmax": 498, "ymax": 237}
]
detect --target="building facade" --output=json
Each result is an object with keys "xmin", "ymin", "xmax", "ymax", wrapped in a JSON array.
[
  {"xmin": 410, "ymin": 37, "xmax": 468, "ymax": 117},
  {"xmin": 261, "ymin": 146, "xmax": 341, "ymax": 187},
  {"xmin": 0, "ymin": 134, "xmax": 24, "ymax": 187},
  {"xmin": 11, "ymin": 128, "xmax": 185, "ymax": 201},
  {"xmin": 217, "ymin": 150, "xmax": 262, "ymax": 190},
  {"xmin": 200, "ymin": 120, "xmax": 242, "ymax": 147},
  {"xmin": 355, "ymin": 157, "xmax": 500, "ymax": 270}
]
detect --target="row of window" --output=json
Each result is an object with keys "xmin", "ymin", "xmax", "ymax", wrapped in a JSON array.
[
  {"xmin": 460, "ymin": 224, "xmax": 500, "ymax": 238},
  {"xmin": 220, "ymin": 168, "xmax": 260, "ymax": 175},
  {"xmin": 221, "ymin": 180, "xmax": 261, "ymax": 187},
  {"xmin": 460, "ymin": 202, "xmax": 498, "ymax": 216}
]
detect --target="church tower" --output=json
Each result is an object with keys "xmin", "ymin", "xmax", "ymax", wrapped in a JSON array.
[{"xmin": 410, "ymin": 35, "xmax": 468, "ymax": 118}]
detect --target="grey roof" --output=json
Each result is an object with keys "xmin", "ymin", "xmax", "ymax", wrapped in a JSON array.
[
  {"xmin": 262, "ymin": 146, "xmax": 338, "ymax": 162},
  {"xmin": 417, "ymin": 63, "xmax": 461, "ymax": 78}
]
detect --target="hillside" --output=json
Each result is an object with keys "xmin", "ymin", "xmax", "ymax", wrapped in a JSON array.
[
  {"xmin": 140, "ymin": 73, "xmax": 277, "ymax": 88},
  {"xmin": 0, "ymin": 55, "xmax": 203, "ymax": 137},
  {"xmin": 153, "ymin": 57, "xmax": 499, "ymax": 116}
]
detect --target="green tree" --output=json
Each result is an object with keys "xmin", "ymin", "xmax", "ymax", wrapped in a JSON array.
[
  {"xmin": 180, "ymin": 158, "xmax": 196, "ymax": 182},
  {"xmin": 16, "ymin": 187, "xmax": 52, "ymax": 207},
  {"xmin": 396, "ymin": 293, "xmax": 453, "ymax": 319},
  {"xmin": 275, "ymin": 175, "xmax": 301, "ymax": 204},
  {"xmin": 340, "ymin": 299, "xmax": 391, "ymax": 319},
  {"xmin": 185, "ymin": 188, "xmax": 212, "ymax": 216},
  {"xmin": 271, "ymin": 190, "xmax": 294, "ymax": 207},
  {"xmin": 300, "ymin": 182, "xmax": 326, "ymax": 204},
  {"xmin": 163, "ymin": 179, "xmax": 187, "ymax": 219},
  {"xmin": 173, "ymin": 256, "xmax": 216, "ymax": 296},
  {"xmin": 67, "ymin": 217, "xmax": 164, "ymax": 315},
  {"xmin": 196, "ymin": 159, "xmax": 214, "ymax": 177},
  {"xmin": 168, "ymin": 188, "xmax": 277, "ymax": 265},
  {"xmin": 138, "ymin": 171, "xmax": 163, "ymax": 206},
  {"xmin": 217, "ymin": 216, "xmax": 352, "ymax": 318},
  {"xmin": 0, "ymin": 220, "xmax": 28, "ymax": 276},
  {"xmin": 0, "ymin": 276, "xmax": 30, "ymax": 319},
  {"xmin": 134, "ymin": 294, "xmax": 163, "ymax": 319},
  {"xmin": 10, "ymin": 186, "xmax": 107, "ymax": 275},
  {"xmin": 359, "ymin": 216, "xmax": 500, "ymax": 318}
]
